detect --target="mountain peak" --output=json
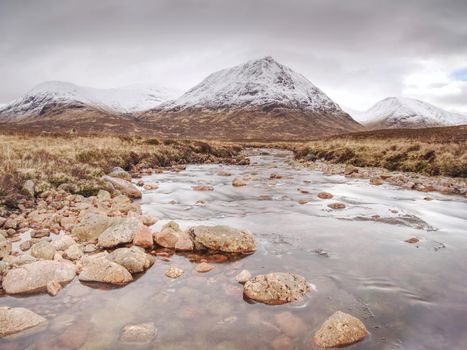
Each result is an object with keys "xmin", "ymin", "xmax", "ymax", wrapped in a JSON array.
[
  {"xmin": 159, "ymin": 57, "xmax": 344, "ymax": 113},
  {"xmin": 354, "ymin": 96, "xmax": 467, "ymax": 128}
]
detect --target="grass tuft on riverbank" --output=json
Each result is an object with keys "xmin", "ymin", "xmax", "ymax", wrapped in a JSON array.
[
  {"xmin": 293, "ymin": 127, "xmax": 467, "ymax": 177},
  {"xmin": 0, "ymin": 133, "xmax": 246, "ymax": 207}
]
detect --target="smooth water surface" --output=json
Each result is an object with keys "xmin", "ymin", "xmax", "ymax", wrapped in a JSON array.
[{"xmin": 2, "ymin": 149, "xmax": 467, "ymax": 349}]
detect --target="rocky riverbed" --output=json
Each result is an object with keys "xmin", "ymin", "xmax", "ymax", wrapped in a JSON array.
[{"xmin": 1, "ymin": 148, "xmax": 466, "ymax": 349}]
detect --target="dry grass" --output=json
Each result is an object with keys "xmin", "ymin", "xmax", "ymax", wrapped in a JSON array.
[
  {"xmin": 0, "ymin": 133, "xmax": 245, "ymax": 207},
  {"xmin": 294, "ymin": 139, "xmax": 467, "ymax": 177}
]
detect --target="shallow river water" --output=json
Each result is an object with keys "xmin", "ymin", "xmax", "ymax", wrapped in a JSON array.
[{"xmin": 2, "ymin": 149, "xmax": 467, "ymax": 349}]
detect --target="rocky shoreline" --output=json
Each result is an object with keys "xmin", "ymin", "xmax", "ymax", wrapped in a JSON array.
[
  {"xmin": 297, "ymin": 160, "xmax": 467, "ymax": 197},
  {"xmin": 0, "ymin": 163, "xmax": 371, "ymax": 348}
]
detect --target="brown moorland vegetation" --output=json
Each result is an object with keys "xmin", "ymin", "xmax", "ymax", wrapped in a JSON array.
[
  {"xmin": 293, "ymin": 126, "xmax": 467, "ymax": 177},
  {"xmin": 0, "ymin": 132, "xmax": 246, "ymax": 208}
]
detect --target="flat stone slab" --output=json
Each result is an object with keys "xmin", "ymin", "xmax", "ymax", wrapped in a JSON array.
[
  {"xmin": 243, "ymin": 272, "xmax": 310, "ymax": 305},
  {"xmin": 0, "ymin": 306, "xmax": 47, "ymax": 337},
  {"xmin": 190, "ymin": 225, "xmax": 256, "ymax": 253},
  {"xmin": 2, "ymin": 260, "xmax": 76, "ymax": 294}
]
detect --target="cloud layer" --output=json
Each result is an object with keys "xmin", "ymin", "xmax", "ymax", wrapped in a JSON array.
[{"xmin": 1, "ymin": 0, "xmax": 466, "ymax": 111}]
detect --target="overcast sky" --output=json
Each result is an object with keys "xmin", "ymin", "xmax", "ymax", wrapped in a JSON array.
[{"xmin": 1, "ymin": 0, "xmax": 466, "ymax": 112}]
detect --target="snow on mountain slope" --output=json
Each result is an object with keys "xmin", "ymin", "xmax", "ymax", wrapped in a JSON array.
[
  {"xmin": 0, "ymin": 81, "xmax": 179, "ymax": 122},
  {"xmin": 158, "ymin": 56, "xmax": 348, "ymax": 115},
  {"xmin": 350, "ymin": 97, "xmax": 467, "ymax": 128}
]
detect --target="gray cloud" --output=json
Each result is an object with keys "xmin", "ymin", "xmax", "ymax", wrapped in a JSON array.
[{"xmin": 1, "ymin": 0, "xmax": 466, "ymax": 111}]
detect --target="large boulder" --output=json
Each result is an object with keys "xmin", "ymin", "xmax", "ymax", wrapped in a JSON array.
[
  {"xmin": 2, "ymin": 260, "xmax": 77, "ymax": 294},
  {"xmin": 154, "ymin": 221, "xmax": 193, "ymax": 251},
  {"xmin": 72, "ymin": 212, "xmax": 115, "ymax": 242},
  {"xmin": 312, "ymin": 311, "xmax": 368, "ymax": 348},
  {"xmin": 107, "ymin": 246, "xmax": 154, "ymax": 273},
  {"xmin": 30, "ymin": 241, "xmax": 56, "ymax": 260},
  {"xmin": 108, "ymin": 167, "xmax": 132, "ymax": 182},
  {"xmin": 0, "ymin": 235, "xmax": 12, "ymax": 260},
  {"xmin": 190, "ymin": 225, "xmax": 256, "ymax": 253},
  {"xmin": 243, "ymin": 272, "xmax": 310, "ymax": 305},
  {"xmin": 102, "ymin": 175, "xmax": 142, "ymax": 199},
  {"xmin": 98, "ymin": 218, "xmax": 145, "ymax": 248},
  {"xmin": 0, "ymin": 306, "xmax": 47, "ymax": 337},
  {"xmin": 78, "ymin": 257, "xmax": 132, "ymax": 285}
]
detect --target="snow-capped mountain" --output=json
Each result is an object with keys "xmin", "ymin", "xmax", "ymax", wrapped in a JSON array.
[
  {"xmin": 142, "ymin": 56, "xmax": 361, "ymax": 140},
  {"xmin": 0, "ymin": 81, "xmax": 179, "ymax": 122},
  {"xmin": 157, "ymin": 56, "xmax": 346, "ymax": 113},
  {"xmin": 348, "ymin": 97, "xmax": 467, "ymax": 129}
]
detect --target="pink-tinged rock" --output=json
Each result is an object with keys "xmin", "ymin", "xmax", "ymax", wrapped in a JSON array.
[{"xmin": 133, "ymin": 226, "xmax": 154, "ymax": 248}]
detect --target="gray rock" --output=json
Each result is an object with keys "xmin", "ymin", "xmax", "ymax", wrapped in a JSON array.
[
  {"xmin": 0, "ymin": 235, "xmax": 12, "ymax": 260},
  {"xmin": 109, "ymin": 167, "xmax": 132, "ymax": 182},
  {"xmin": 0, "ymin": 306, "xmax": 47, "ymax": 337},
  {"xmin": 2, "ymin": 260, "xmax": 76, "ymax": 294},
  {"xmin": 190, "ymin": 225, "xmax": 256, "ymax": 253},
  {"xmin": 98, "ymin": 218, "xmax": 144, "ymax": 248},
  {"xmin": 243, "ymin": 272, "xmax": 310, "ymax": 305},
  {"xmin": 107, "ymin": 246, "xmax": 154, "ymax": 273},
  {"xmin": 21, "ymin": 180, "xmax": 35, "ymax": 198},
  {"xmin": 102, "ymin": 175, "xmax": 142, "ymax": 199},
  {"xmin": 72, "ymin": 212, "xmax": 115, "ymax": 242},
  {"xmin": 30, "ymin": 241, "xmax": 56, "ymax": 260},
  {"xmin": 78, "ymin": 257, "xmax": 132, "ymax": 285},
  {"xmin": 313, "ymin": 311, "xmax": 368, "ymax": 348}
]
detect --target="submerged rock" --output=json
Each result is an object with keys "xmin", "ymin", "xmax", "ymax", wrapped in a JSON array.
[
  {"xmin": 2, "ymin": 260, "xmax": 76, "ymax": 294},
  {"xmin": 313, "ymin": 311, "xmax": 368, "ymax": 348},
  {"xmin": 98, "ymin": 218, "xmax": 145, "ymax": 248},
  {"xmin": 78, "ymin": 257, "xmax": 133, "ymax": 285},
  {"xmin": 154, "ymin": 221, "xmax": 193, "ymax": 251},
  {"xmin": 190, "ymin": 225, "xmax": 256, "ymax": 254},
  {"xmin": 274, "ymin": 311, "xmax": 308, "ymax": 337},
  {"xmin": 119, "ymin": 322, "xmax": 157, "ymax": 344},
  {"xmin": 0, "ymin": 306, "xmax": 47, "ymax": 337},
  {"xmin": 107, "ymin": 246, "xmax": 154, "ymax": 273},
  {"xmin": 243, "ymin": 272, "xmax": 310, "ymax": 305},
  {"xmin": 195, "ymin": 262, "xmax": 214, "ymax": 273},
  {"xmin": 102, "ymin": 175, "xmax": 142, "ymax": 199}
]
